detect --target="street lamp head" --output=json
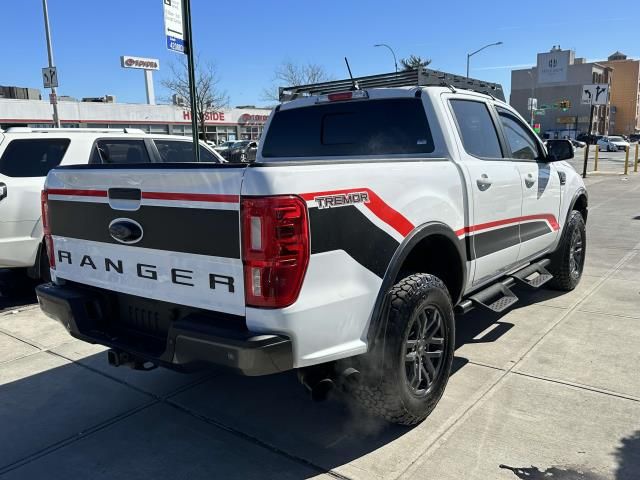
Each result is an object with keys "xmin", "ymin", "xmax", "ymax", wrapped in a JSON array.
[{"xmin": 495, "ymin": 41, "xmax": 503, "ymax": 45}]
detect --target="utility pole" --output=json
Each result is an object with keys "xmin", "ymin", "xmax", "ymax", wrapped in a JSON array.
[
  {"xmin": 582, "ymin": 105, "xmax": 596, "ymax": 178},
  {"xmin": 182, "ymin": 0, "xmax": 200, "ymax": 162},
  {"xmin": 42, "ymin": 0, "xmax": 60, "ymax": 127},
  {"xmin": 527, "ymin": 71, "xmax": 535, "ymax": 127}
]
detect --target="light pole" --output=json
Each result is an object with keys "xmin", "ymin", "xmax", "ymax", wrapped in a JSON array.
[
  {"xmin": 466, "ymin": 41, "xmax": 503, "ymax": 78},
  {"xmin": 374, "ymin": 43, "xmax": 398, "ymax": 73},
  {"xmin": 527, "ymin": 70, "xmax": 536, "ymax": 127},
  {"xmin": 42, "ymin": 0, "xmax": 60, "ymax": 127}
]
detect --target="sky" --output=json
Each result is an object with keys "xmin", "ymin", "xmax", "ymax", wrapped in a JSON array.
[{"xmin": 1, "ymin": 0, "xmax": 637, "ymax": 108}]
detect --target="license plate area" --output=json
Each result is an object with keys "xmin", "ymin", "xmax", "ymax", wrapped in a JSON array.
[
  {"xmin": 118, "ymin": 297, "xmax": 173, "ymax": 337},
  {"xmin": 112, "ymin": 295, "xmax": 182, "ymax": 355}
]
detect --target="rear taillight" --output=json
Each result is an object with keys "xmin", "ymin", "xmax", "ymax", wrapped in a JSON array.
[
  {"xmin": 41, "ymin": 190, "xmax": 55, "ymax": 269},
  {"xmin": 241, "ymin": 195, "xmax": 309, "ymax": 308}
]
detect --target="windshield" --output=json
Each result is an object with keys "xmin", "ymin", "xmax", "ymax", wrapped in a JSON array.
[
  {"xmin": 232, "ymin": 141, "xmax": 250, "ymax": 148},
  {"xmin": 609, "ymin": 136, "xmax": 625, "ymax": 142},
  {"xmin": 219, "ymin": 141, "xmax": 235, "ymax": 148},
  {"xmin": 262, "ymin": 98, "xmax": 434, "ymax": 158}
]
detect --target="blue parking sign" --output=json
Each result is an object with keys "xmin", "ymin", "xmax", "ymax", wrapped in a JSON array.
[{"xmin": 167, "ymin": 35, "xmax": 185, "ymax": 54}]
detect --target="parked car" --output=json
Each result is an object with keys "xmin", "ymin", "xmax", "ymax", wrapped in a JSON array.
[
  {"xmin": 629, "ymin": 134, "xmax": 640, "ymax": 143},
  {"xmin": 214, "ymin": 140, "xmax": 237, "ymax": 156},
  {"xmin": 597, "ymin": 136, "xmax": 630, "ymax": 152},
  {"xmin": 0, "ymin": 127, "xmax": 224, "ymax": 281},
  {"xmin": 570, "ymin": 139, "xmax": 586, "ymax": 149},
  {"xmin": 225, "ymin": 140, "xmax": 258, "ymax": 163},
  {"xmin": 37, "ymin": 86, "xmax": 587, "ymax": 426}
]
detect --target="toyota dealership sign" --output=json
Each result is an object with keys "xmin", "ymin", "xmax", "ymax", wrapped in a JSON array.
[{"xmin": 120, "ymin": 56, "xmax": 160, "ymax": 71}]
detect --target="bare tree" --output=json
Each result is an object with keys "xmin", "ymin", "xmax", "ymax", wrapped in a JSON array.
[
  {"xmin": 161, "ymin": 55, "xmax": 229, "ymax": 139},
  {"xmin": 262, "ymin": 61, "xmax": 332, "ymax": 102},
  {"xmin": 400, "ymin": 55, "xmax": 432, "ymax": 71}
]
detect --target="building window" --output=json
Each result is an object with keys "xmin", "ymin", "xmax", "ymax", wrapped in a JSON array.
[
  {"xmin": 149, "ymin": 124, "xmax": 169, "ymax": 134},
  {"xmin": 205, "ymin": 126, "xmax": 236, "ymax": 144},
  {"xmin": 240, "ymin": 125, "xmax": 263, "ymax": 140}
]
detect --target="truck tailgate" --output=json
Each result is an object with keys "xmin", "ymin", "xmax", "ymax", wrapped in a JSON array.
[{"xmin": 45, "ymin": 165, "xmax": 246, "ymax": 316}]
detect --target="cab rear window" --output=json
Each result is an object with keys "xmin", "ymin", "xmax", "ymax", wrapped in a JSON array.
[
  {"xmin": 0, "ymin": 139, "xmax": 70, "ymax": 177},
  {"xmin": 261, "ymin": 98, "xmax": 434, "ymax": 158}
]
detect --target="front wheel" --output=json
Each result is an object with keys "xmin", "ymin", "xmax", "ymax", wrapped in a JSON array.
[
  {"xmin": 351, "ymin": 274, "xmax": 455, "ymax": 425},
  {"xmin": 547, "ymin": 210, "xmax": 586, "ymax": 291}
]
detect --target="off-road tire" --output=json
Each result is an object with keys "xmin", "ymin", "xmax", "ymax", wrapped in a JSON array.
[
  {"xmin": 548, "ymin": 210, "xmax": 586, "ymax": 291},
  {"xmin": 351, "ymin": 274, "xmax": 455, "ymax": 425}
]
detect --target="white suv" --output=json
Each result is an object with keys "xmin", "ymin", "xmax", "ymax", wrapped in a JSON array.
[{"xmin": 0, "ymin": 127, "xmax": 224, "ymax": 280}]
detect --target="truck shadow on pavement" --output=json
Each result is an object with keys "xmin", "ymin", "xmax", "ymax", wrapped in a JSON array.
[{"xmin": 0, "ymin": 269, "xmax": 38, "ymax": 312}]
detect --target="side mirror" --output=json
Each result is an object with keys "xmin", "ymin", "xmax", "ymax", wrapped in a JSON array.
[{"xmin": 546, "ymin": 139, "xmax": 574, "ymax": 161}]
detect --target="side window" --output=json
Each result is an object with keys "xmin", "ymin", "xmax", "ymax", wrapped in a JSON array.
[
  {"xmin": 498, "ymin": 112, "xmax": 540, "ymax": 161},
  {"xmin": 450, "ymin": 100, "xmax": 503, "ymax": 159},
  {"xmin": 91, "ymin": 139, "xmax": 150, "ymax": 164},
  {"xmin": 199, "ymin": 145, "xmax": 219, "ymax": 163},
  {"xmin": 154, "ymin": 140, "xmax": 193, "ymax": 163},
  {"xmin": 154, "ymin": 140, "xmax": 220, "ymax": 163},
  {"xmin": 0, "ymin": 139, "xmax": 70, "ymax": 177}
]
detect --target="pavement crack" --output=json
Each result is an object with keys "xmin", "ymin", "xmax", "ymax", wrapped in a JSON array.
[
  {"xmin": 509, "ymin": 371, "xmax": 640, "ymax": 403},
  {"xmin": 0, "ymin": 401, "xmax": 157, "ymax": 476}
]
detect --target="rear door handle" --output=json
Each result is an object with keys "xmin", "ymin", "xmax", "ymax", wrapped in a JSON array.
[
  {"xmin": 0, "ymin": 182, "xmax": 6, "ymax": 201},
  {"xmin": 476, "ymin": 174, "xmax": 492, "ymax": 191},
  {"xmin": 524, "ymin": 173, "xmax": 536, "ymax": 188}
]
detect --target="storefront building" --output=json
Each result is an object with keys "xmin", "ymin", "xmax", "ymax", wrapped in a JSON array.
[{"xmin": 0, "ymin": 98, "xmax": 272, "ymax": 144}]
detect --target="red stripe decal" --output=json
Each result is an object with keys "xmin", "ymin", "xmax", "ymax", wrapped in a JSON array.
[
  {"xmin": 455, "ymin": 214, "xmax": 559, "ymax": 237},
  {"xmin": 142, "ymin": 192, "xmax": 240, "ymax": 203},
  {"xmin": 45, "ymin": 189, "xmax": 238, "ymax": 203},
  {"xmin": 301, "ymin": 188, "xmax": 414, "ymax": 237},
  {"xmin": 46, "ymin": 188, "xmax": 107, "ymax": 197}
]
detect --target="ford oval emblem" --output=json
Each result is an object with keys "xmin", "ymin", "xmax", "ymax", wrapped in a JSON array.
[{"xmin": 108, "ymin": 218, "xmax": 144, "ymax": 245}]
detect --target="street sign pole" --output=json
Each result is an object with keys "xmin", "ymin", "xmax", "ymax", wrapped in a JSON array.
[
  {"xmin": 582, "ymin": 105, "xmax": 595, "ymax": 179},
  {"xmin": 182, "ymin": 0, "xmax": 200, "ymax": 162},
  {"xmin": 42, "ymin": 0, "xmax": 60, "ymax": 128}
]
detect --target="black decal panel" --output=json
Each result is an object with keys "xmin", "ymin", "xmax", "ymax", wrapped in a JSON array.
[
  {"xmin": 48, "ymin": 200, "xmax": 240, "ymax": 258},
  {"xmin": 519, "ymin": 221, "xmax": 553, "ymax": 244},
  {"xmin": 309, "ymin": 206, "xmax": 398, "ymax": 278},
  {"xmin": 472, "ymin": 225, "xmax": 520, "ymax": 259}
]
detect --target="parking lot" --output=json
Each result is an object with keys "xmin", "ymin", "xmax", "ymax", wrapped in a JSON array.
[
  {"xmin": 0, "ymin": 171, "xmax": 639, "ymax": 480},
  {"xmin": 570, "ymin": 146, "xmax": 640, "ymax": 175}
]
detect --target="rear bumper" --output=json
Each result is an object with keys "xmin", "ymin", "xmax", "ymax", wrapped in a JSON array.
[{"xmin": 36, "ymin": 283, "xmax": 293, "ymax": 376}]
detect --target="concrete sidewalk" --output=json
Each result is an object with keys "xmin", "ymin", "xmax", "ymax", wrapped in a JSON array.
[{"xmin": 1, "ymin": 173, "xmax": 639, "ymax": 480}]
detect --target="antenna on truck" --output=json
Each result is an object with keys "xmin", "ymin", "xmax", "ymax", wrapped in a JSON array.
[{"xmin": 344, "ymin": 57, "xmax": 360, "ymax": 91}]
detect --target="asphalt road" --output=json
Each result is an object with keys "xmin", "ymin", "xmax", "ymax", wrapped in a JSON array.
[{"xmin": 1, "ymin": 171, "xmax": 639, "ymax": 479}]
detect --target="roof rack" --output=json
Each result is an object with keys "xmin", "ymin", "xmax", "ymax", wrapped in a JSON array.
[
  {"xmin": 4, "ymin": 127, "xmax": 146, "ymax": 134},
  {"xmin": 279, "ymin": 68, "xmax": 505, "ymax": 102}
]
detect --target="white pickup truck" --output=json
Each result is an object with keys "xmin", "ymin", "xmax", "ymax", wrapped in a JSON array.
[{"xmin": 37, "ymin": 86, "xmax": 587, "ymax": 425}]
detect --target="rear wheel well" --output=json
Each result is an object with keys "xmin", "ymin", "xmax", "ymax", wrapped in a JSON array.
[
  {"xmin": 573, "ymin": 194, "xmax": 588, "ymax": 222},
  {"xmin": 395, "ymin": 234, "xmax": 464, "ymax": 303}
]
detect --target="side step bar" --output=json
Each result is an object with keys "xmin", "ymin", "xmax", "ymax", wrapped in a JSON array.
[
  {"xmin": 456, "ymin": 259, "xmax": 552, "ymax": 314},
  {"xmin": 509, "ymin": 260, "xmax": 553, "ymax": 289}
]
